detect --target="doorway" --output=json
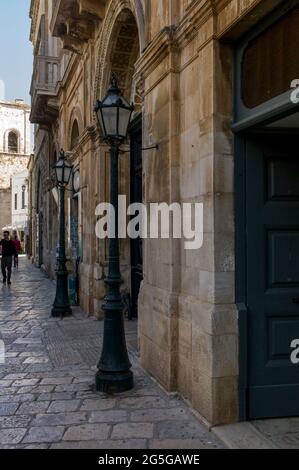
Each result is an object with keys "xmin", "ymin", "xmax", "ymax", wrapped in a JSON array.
[
  {"xmin": 238, "ymin": 132, "xmax": 299, "ymax": 419},
  {"xmin": 37, "ymin": 211, "xmax": 43, "ymax": 268},
  {"xmin": 129, "ymin": 114, "xmax": 143, "ymax": 319}
]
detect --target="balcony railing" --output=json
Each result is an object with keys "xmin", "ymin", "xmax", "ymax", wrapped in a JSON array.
[
  {"xmin": 30, "ymin": 55, "xmax": 60, "ymax": 126},
  {"xmin": 30, "ymin": 55, "xmax": 60, "ymax": 96}
]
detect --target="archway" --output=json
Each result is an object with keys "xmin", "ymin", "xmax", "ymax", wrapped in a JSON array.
[
  {"xmin": 94, "ymin": 2, "xmax": 144, "ymax": 110},
  {"xmin": 96, "ymin": 6, "xmax": 143, "ymax": 319},
  {"xmin": 108, "ymin": 10, "xmax": 140, "ymax": 103}
]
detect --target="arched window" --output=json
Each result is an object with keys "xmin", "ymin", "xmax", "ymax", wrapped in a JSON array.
[
  {"xmin": 8, "ymin": 131, "xmax": 18, "ymax": 153},
  {"xmin": 70, "ymin": 120, "xmax": 79, "ymax": 150}
]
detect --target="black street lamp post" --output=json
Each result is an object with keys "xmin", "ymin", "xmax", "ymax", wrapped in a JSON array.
[
  {"xmin": 52, "ymin": 150, "xmax": 73, "ymax": 318},
  {"xmin": 94, "ymin": 74, "xmax": 134, "ymax": 393}
]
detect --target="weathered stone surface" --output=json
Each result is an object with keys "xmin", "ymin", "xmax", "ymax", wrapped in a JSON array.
[
  {"xmin": 156, "ymin": 420, "xmax": 218, "ymax": 440},
  {"xmin": 0, "ymin": 428, "xmax": 27, "ymax": 445},
  {"xmin": 80, "ymin": 398, "xmax": 117, "ymax": 411},
  {"xmin": 22, "ymin": 426, "xmax": 65, "ymax": 444},
  {"xmin": 47, "ymin": 400, "xmax": 80, "ymax": 413},
  {"xmin": 89, "ymin": 410, "xmax": 128, "ymax": 424},
  {"xmin": 51, "ymin": 439, "xmax": 147, "ymax": 449},
  {"xmin": 0, "ymin": 380, "xmax": 13, "ymax": 388},
  {"xmin": 111, "ymin": 423, "xmax": 154, "ymax": 440},
  {"xmin": 17, "ymin": 401, "xmax": 50, "ymax": 415},
  {"xmin": 212, "ymin": 423, "xmax": 277, "ymax": 449},
  {"xmin": 130, "ymin": 407, "xmax": 190, "ymax": 422},
  {"xmin": 40, "ymin": 378, "xmax": 73, "ymax": 386},
  {"xmin": 0, "ymin": 403, "xmax": 19, "ymax": 416},
  {"xmin": 37, "ymin": 392, "xmax": 74, "ymax": 402},
  {"xmin": 119, "ymin": 397, "xmax": 172, "ymax": 410},
  {"xmin": 12, "ymin": 379, "xmax": 39, "ymax": 387},
  {"xmin": 32, "ymin": 413, "xmax": 87, "ymax": 427},
  {"xmin": 1, "ymin": 394, "xmax": 35, "ymax": 403},
  {"xmin": 149, "ymin": 439, "xmax": 219, "ymax": 449},
  {"xmin": 0, "ymin": 415, "xmax": 31, "ymax": 429},
  {"xmin": 63, "ymin": 424, "xmax": 110, "ymax": 441}
]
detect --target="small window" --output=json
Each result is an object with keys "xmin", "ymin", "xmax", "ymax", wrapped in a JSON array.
[
  {"xmin": 14, "ymin": 193, "xmax": 18, "ymax": 210},
  {"xmin": 242, "ymin": 5, "xmax": 299, "ymax": 109},
  {"xmin": 22, "ymin": 189, "xmax": 25, "ymax": 209},
  {"xmin": 70, "ymin": 120, "xmax": 79, "ymax": 150},
  {"xmin": 8, "ymin": 131, "xmax": 18, "ymax": 153}
]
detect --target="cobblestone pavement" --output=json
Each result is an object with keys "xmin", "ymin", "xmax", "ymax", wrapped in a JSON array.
[{"xmin": 0, "ymin": 259, "xmax": 224, "ymax": 449}]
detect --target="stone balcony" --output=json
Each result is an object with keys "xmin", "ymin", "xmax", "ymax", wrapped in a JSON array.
[
  {"xmin": 50, "ymin": 0, "xmax": 106, "ymax": 53},
  {"xmin": 30, "ymin": 55, "xmax": 60, "ymax": 126}
]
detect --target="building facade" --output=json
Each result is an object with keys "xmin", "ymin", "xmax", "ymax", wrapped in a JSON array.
[
  {"xmin": 11, "ymin": 169, "xmax": 29, "ymax": 246},
  {"xmin": 0, "ymin": 99, "xmax": 30, "ymax": 233},
  {"xmin": 29, "ymin": 0, "xmax": 299, "ymax": 425}
]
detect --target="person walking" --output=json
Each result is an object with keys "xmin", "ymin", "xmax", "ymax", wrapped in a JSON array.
[
  {"xmin": 0, "ymin": 231, "xmax": 17, "ymax": 286},
  {"xmin": 12, "ymin": 234, "xmax": 22, "ymax": 268}
]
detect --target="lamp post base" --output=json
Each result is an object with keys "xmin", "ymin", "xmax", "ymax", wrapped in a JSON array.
[
  {"xmin": 96, "ymin": 369, "xmax": 134, "ymax": 394},
  {"xmin": 52, "ymin": 267, "xmax": 72, "ymax": 318},
  {"xmin": 51, "ymin": 306, "xmax": 72, "ymax": 318}
]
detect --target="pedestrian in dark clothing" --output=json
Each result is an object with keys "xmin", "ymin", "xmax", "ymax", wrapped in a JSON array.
[{"xmin": 0, "ymin": 231, "xmax": 17, "ymax": 285}]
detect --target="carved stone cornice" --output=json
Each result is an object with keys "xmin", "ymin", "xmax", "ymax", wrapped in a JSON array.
[
  {"xmin": 135, "ymin": 0, "xmax": 268, "ymax": 81},
  {"xmin": 134, "ymin": 26, "xmax": 178, "ymax": 80},
  {"xmin": 175, "ymin": 0, "xmax": 216, "ymax": 48},
  {"xmin": 134, "ymin": 2, "xmax": 218, "ymax": 80}
]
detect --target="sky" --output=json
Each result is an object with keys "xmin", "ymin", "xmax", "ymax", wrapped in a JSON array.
[{"xmin": 0, "ymin": 0, "xmax": 33, "ymax": 104}]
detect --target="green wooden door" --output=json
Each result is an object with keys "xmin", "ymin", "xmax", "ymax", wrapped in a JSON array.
[{"xmin": 246, "ymin": 134, "xmax": 299, "ymax": 419}]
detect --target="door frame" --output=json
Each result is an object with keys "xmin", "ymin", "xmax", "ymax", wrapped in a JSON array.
[
  {"xmin": 235, "ymin": 133, "xmax": 248, "ymax": 421},
  {"xmin": 38, "ymin": 210, "xmax": 44, "ymax": 268},
  {"xmin": 128, "ymin": 113, "xmax": 143, "ymax": 319}
]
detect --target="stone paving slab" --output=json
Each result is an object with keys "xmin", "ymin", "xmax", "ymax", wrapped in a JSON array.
[
  {"xmin": 212, "ymin": 420, "xmax": 299, "ymax": 449},
  {"xmin": 0, "ymin": 260, "xmax": 224, "ymax": 449}
]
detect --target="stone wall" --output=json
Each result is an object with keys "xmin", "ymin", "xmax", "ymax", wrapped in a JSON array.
[
  {"xmin": 137, "ymin": 0, "xmax": 275, "ymax": 425},
  {"xmin": 0, "ymin": 189, "xmax": 12, "ymax": 230},
  {"xmin": 0, "ymin": 100, "xmax": 30, "ymax": 233}
]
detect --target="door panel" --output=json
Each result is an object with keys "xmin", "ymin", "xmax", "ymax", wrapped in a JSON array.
[{"xmin": 246, "ymin": 135, "xmax": 299, "ymax": 419}]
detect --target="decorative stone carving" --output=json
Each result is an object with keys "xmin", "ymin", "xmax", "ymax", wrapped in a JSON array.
[
  {"xmin": 131, "ymin": 74, "xmax": 145, "ymax": 113},
  {"xmin": 93, "ymin": 0, "xmax": 145, "ymax": 113},
  {"xmin": 50, "ymin": 0, "xmax": 106, "ymax": 53}
]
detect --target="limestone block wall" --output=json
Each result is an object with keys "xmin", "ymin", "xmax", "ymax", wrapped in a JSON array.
[
  {"xmin": 0, "ymin": 154, "xmax": 29, "ymax": 190},
  {"xmin": 0, "ymin": 189, "xmax": 12, "ymax": 230},
  {"xmin": 138, "ymin": 0, "xmax": 272, "ymax": 426},
  {"xmin": 137, "ymin": 27, "xmax": 181, "ymax": 391}
]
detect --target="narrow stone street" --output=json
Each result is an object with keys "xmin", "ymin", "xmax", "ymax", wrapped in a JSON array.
[{"xmin": 0, "ymin": 259, "xmax": 223, "ymax": 449}]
